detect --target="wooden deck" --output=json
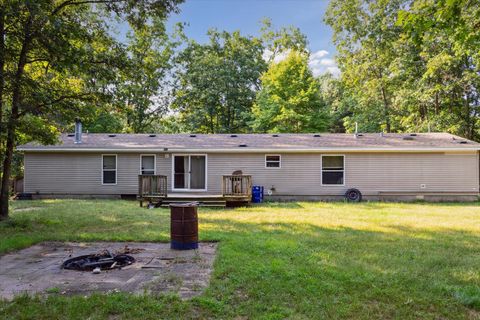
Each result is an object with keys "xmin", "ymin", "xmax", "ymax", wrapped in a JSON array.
[{"xmin": 138, "ymin": 175, "xmax": 252, "ymax": 207}]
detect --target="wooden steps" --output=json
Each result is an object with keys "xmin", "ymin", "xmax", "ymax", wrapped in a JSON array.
[
  {"xmin": 140, "ymin": 194, "xmax": 251, "ymax": 208},
  {"xmin": 160, "ymin": 200, "xmax": 226, "ymax": 207},
  {"xmin": 160, "ymin": 195, "xmax": 227, "ymax": 207}
]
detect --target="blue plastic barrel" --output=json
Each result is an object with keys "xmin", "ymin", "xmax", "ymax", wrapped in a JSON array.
[{"xmin": 252, "ymin": 186, "xmax": 264, "ymax": 203}]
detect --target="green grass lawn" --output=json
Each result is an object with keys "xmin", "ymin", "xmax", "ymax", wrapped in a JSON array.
[{"xmin": 1, "ymin": 200, "xmax": 480, "ymax": 319}]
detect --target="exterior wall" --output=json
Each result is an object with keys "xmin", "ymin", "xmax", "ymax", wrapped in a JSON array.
[
  {"xmin": 24, "ymin": 153, "xmax": 140, "ymax": 195},
  {"xmin": 24, "ymin": 151, "xmax": 479, "ymax": 198},
  {"xmin": 205, "ymin": 152, "xmax": 479, "ymax": 196}
]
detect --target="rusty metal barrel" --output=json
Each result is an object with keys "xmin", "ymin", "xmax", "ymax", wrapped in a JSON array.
[{"xmin": 170, "ymin": 202, "xmax": 199, "ymax": 250}]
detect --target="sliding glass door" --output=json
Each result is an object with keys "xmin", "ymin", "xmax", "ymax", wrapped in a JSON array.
[{"xmin": 173, "ymin": 155, "xmax": 207, "ymax": 190}]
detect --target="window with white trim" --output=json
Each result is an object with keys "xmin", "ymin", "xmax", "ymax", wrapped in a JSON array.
[
  {"xmin": 265, "ymin": 155, "xmax": 281, "ymax": 168},
  {"xmin": 141, "ymin": 155, "xmax": 155, "ymax": 175},
  {"xmin": 322, "ymin": 155, "xmax": 344, "ymax": 185},
  {"xmin": 102, "ymin": 155, "xmax": 117, "ymax": 184}
]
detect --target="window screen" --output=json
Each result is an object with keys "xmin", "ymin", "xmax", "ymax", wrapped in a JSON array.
[
  {"xmin": 141, "ymin": 155, "xmax": 155, "ymax": 175},
  {"xmin": 102, "ymin": 155, "xmax": 117, "ymax": 184},
  {"xmin": 265, "ymin": 155, "xmax": 281, "ymax": 168},
  {"xmin": 322, "ymin": 155, "xmax": 344, "ymax": 185}
]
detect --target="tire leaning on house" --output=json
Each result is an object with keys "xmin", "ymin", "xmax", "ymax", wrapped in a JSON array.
[{"xmin": 345, "ymin": 188, "xmax": 362, "ymax": 202}]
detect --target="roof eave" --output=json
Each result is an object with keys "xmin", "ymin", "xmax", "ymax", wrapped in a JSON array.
[{"xmin": 16, "ymin": 147, "xmax": 480, "ymax": 153}]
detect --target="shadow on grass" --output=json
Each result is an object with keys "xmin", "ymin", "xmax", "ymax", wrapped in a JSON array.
[{"xmin": 198, "ymin": 216, "xmax": 480, "ymax": 318}]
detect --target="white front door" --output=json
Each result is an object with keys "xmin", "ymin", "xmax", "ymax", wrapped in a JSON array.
[{"xmin": 173, "ymin": 155, "xmax": 207, "ymax": 190}]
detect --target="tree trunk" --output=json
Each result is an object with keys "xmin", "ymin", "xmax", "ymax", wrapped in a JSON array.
[
  {"xmin": 0, "ymin": 15, "xmax": 32, "ymax": 220},
  {"xmin": 380, "ymin": 85, "xmax": 391, "ymax": 133},
  {"xmin": 464, "ymin": 90, "xmax": 475, "ymax": 141},
  {"xmin": 376, "ymin": 65, "xmax": 391, "ymax": 133},
  {"xmin": 0, "ymin": 6, "xmax": 5, "ymax": 164}
]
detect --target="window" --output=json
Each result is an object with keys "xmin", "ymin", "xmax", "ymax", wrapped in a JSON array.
[
  {"xmin": 102, "ymin": 155, "xmax": 117, "ymax": 184},
  {"xmin": 322, "ymin": 155, "xmax": 344, "ymax": 185},
  {"xmin": 265, "ymin": 155, "xmax": 281, "ymax": 168},
  {"xmin": 141, "ymin": 155, "xmax": 155, "ymax": 175}
]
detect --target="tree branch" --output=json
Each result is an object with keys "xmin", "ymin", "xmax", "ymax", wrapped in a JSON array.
[
  {"xmin": 52, "ymin": 0, "xmax": 124, "ymax": 15},
  {"xmin": 18, "ymin": 92, "xmax": 95, "ymax": 117}
]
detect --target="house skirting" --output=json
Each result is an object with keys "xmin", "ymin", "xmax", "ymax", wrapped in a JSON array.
[
  {"xmin": 266, "ymin": 193, "xmax": 479, "ymax": 202},
  {"xmin": 26, "ymin": 192, "xmax": 480, "ymax": 202},
  {"xmin": 30, "ymin": 193, "xmax": 122, "ymax": 200}
]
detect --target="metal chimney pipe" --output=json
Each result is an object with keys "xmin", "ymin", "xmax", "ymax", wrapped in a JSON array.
[
  {"xmin": 74, "ymin": 118, "xmax": 82, "ymax": 144},
  {"xmin": 354, "ymin": 122, "xmax": 358, "ymax": 138}
]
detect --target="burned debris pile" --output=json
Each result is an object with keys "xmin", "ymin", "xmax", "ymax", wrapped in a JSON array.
[{"xmin": 61, "ymin": 250, "xmax": 135, "ymax": 271}]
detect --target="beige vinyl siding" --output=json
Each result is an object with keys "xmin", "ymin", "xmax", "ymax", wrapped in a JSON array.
[
  {"xmin": 204, "ymin": 153, "xmax": 479, "ymax": 195},
  {"xmin": 206, "ymin": 153, "xmax": 332, "ymax": 194},
  {"xmin": 24, "ymin": 151, "xmax": 479, "ymax": 196},
  {"xmin": 156, "ymin": 154, "xmax": 172, "ymax": 191},
  {"xmin": 24, "ymin": 153, "xmax": 139, "ymax": 194},
  {"xmin": 346, "ymin": 153, "xmax": 478, "ymax": 194}
]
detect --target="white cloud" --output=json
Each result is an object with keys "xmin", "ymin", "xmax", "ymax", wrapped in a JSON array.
[
  {"xmin": 262, "ymin": 49, "xmax": 274, "ymax": 62},
  {"xmin": 263, "ymin": 48, "xmax": 341, "ymax": 77},
  {"xmin": 272, "ymin": 50, "xmax": 290, "ymax": 64},
  {"xmin": 262, "ymin": 49, "xmax": 291, "ymax": 64},
  {"xmin": 310, "ymin": 50, "xmax": 329, "ymax": 60},
  {"xmin": 308, "ymin": 50, "xmax": 340, "ymax": 77},
  {"xmin": 319, "ymin": 58, "xmax": 335, "ymax": 66}
]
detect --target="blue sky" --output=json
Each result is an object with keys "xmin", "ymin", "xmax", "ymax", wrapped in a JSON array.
[{"xmin": 166, "ymin": 0, "xmax": 339, "ymax": 76}]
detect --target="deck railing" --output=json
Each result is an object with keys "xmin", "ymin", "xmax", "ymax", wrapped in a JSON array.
[
  {"xmin": 138, "ymin": 175, "xmax": 168, "ymax": 198},
  {"xmin": 222, "ymin": 175, "xmax": 252, "ymax": 197}
]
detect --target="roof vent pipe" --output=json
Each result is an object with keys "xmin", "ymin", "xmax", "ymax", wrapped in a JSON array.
[
  {"xmin": 354, "ymin": 122, "xmax": 358, "ymax": 138},
  {"xmin": 74, "ymin": 118, "xmax": 82, "ymax": 144}
]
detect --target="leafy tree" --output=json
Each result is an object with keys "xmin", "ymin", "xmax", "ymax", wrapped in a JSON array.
[
  {"xmin": 396, "ymin": 0, "xmax": 480, "ymax": 140},
  {"xmin": 173, "ymin": 30, "xmax": 266, "ymax": 133},
  {"xmin": 252, "ymin": 51, "xmax": 329, "ymax": 133},
  {"xmin": 83, "ymin": 108, "xmax": 126, "ymax": 133},
  {"xmin": 116, "ymin": 20, "xmax": 184, "ymax": 133},
  {"xmin": 325, "ymin": 0, "xmax": 479, "ymax": 140},
  {"xmin": 260, "ymin": 18, "xmax": 308, "ymax": 63},
  {"xmin": 0, "ymin": 0, "xmax": 182, "ymax": 220},
  {"xmin": 325, "ymin": 0, "xmax": 406, "ymax": 133},
  {"xmin": 317, "ymin": 73, "xmax": 357, "ymax": 133},
  {"xmin": 172, "ymin": 21, "xmax": 310, "ymax": 134}
]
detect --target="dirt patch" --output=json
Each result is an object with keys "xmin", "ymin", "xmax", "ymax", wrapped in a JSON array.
[{"xmin": 0, "ymin": 241, "xmax": 217, "ymax": 300}]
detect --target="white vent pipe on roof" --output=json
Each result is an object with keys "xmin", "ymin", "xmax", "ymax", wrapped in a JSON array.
[{"xmin": 74, "ymin": 118, "xmax": 82, "ymax": 144}]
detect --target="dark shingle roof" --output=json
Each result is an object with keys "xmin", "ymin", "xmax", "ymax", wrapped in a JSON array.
[{"xmin": 17, "ymin": 132, "xmax": 480, "ymax": 152}]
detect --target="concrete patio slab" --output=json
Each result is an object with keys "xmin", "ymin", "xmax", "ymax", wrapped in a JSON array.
[{"xmin": 0, "ymin": 241, "xmax": 217, "ymax": 300}]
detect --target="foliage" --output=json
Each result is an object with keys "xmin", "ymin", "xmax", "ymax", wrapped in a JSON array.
[
  {"xmin": 172, "ymin": 22, "xmax": 309, "ymax": 134},
  {"xmin": 317, "ymin": 73, "xmax": 357, "ymax": 133},
  {"xmin": 115, "ymin": 20, "xmax": 184, "ymax": 133},
  {"xmin": 395, "ymin": 0, "xmax": 480, "ymax": 140},
  {"xmin": 325, "ymin": 0, "xmax": 480, "ymax": 140},
  {"xmin": 0, "ymin": 0, "xmax": 183, "ymax": 219},
  {"xmin": 325, "ymin": 0, "xmax": 405, "ymax": 133},
  {"xmin": 83, "ymin": 108, "xmax": 126, "ymax": 134},
  {"xmin": 260, "ymin": 18, "xmax": 308, "ymax": 63},
  {"xmin": 172, "ymin": 30, "xmax": 266, "ymax": 133},
  {"xmin": 1, "ymin": 200, "xmax": 480, "ymax": 318},
  {"xmin": 252, "ymin": 51, "xmax": 329, "ymax": 133}
]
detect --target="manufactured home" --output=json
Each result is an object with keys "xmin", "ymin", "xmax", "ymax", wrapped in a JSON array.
[{"xmin": 17, "ymin": 124, "xmax": 480, "ymax": 203}]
